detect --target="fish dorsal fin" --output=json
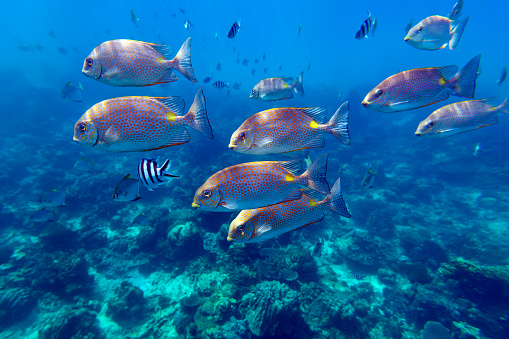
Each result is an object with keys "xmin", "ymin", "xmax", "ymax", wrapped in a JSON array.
[
  {"xmin": 302, "ymin": 107, "xmax": 327, "ymax": 124},
  {"xmin": 282, "ymin": 77, "xmax": 294, "ymax": 84},
  {"xmin": 436, "ymin": 65, "xmax": 459, "ymax": 81},
  {"xmin": 278, "ymin": 158, "xmax": 302, "ymax": 175},
  {"xmin": 146, "ymin": 43, "xmax": 174, "ymax": 60},
  {"xmin": 154, "ymin": 96, "xmax": 185, "ymax": 116}
]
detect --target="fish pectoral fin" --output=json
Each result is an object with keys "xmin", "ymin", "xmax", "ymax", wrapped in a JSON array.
[
  {"xmin": 222, "ymin": 201, "xmax": 238, "ymax": 210},
  {"xmin": 254, "ymin": 224, "xmax": 272, "ymax": 237},
  {"xmin": 254, "ymin": 136, "xmax": 272, "ymax": 148},
  {"xmin": 388, "ymin": 100, "xmax": 410, "ymax": 107},
  {"xmin": 103, "ymin": 67, "xmax": 119, "ymax": 80},
  {"xmin": 103, "ymin": 125, "xmax": 120, "ymax": 144}
]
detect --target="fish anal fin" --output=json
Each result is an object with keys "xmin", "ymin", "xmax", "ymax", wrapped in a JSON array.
[{"xmin": 278, "ymin": 188, "xmax": 302, "ymax": 204}]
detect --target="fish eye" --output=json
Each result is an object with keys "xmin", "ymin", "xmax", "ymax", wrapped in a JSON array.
[
  {"xmin": 86, "ymin": 58, "xmax": 93, "ymax": 66},
  {"xmin": 239, "ymin": 132, "xmax": 245, "ymax": 140},
  {"xmin": 251, "ymin": 90, "xmax": 255, "ymax": 95},
  {"xmin": 375, "ymin": 89, "xmax": 383, "ymax": 97},
  {"xmin": 78, "ymin": 123, "xmax": 86, "ymax": 132},
  {"xmin": 418, "ymin": 26, "xmax": 423, "ymax": 33},
  {"xmin": 202, "ymin": 189, "xmax": 211, "ymax": 198},
  {"xmin": 426, "ymin": 121, "xmax": 434, "ymax": 128}
]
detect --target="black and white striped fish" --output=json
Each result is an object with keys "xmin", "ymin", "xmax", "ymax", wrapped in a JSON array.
[
  {"xmin": 355, "ymin": 11, "xmax": 377, "ymax": 40},
  {"xmin": 212, "ymin": 80, "xmax": 230, "ymax": 89},
  {"xmin": 227, "ymin": 20, "xmax": 241, "ymax": 39},
  {"xmin": 138, "ymin": 158, "xmax": 179, "ymax": 191}
]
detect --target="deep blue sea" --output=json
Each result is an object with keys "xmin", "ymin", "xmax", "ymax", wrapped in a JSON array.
[{"xmin": 1, "ymin": 0, "xmax": 509, "ymax": 338}]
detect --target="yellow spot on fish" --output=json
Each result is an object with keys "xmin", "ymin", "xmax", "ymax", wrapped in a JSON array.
[
  {"xmin": 309, "ymin": 199, "xmax": 317, "ymax": 207},
  {"xmin": 310, "ymin": 121, "xmax": 319, "ymax": 129},
  {"xmin": 167, "ymin": 111, "xmax": 176, "ymax": 122},
  {"xmin": 285, "ymin": 174, "xmax": 294, "ymax": 182},
  {"xmin": 156, "ymin": 56, "xmax": 165, "ymax": 64},
  {"xmin": 439, "ymin": 78, "xmax": 446, "ymax": 85}
]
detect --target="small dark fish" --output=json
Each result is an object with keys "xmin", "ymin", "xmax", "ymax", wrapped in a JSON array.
[
  {"xmin": 307, "ymin": 62, "xmax": 311, "ymax": 71},
  {"xmin": 405, "ymin": 18, "xmax": 413, "ymax": 33},
  {"xmin": 251, "ymin": 68, "xmax": 255, "ymax": 75},
  {"xmin": 184, "ymin": 20, "xmax": 191, "ymax": 30},
  {"xmin": 57, "ymin": 47, "xmax": 67, "ymax": 55},
  {"xmin": 263, "ymin": 53, "xmax": 266, "ymax": 61},
  {"xmin": 279, "ymin": 64, "xmax": 283, "ymax": 71},
  {"xmin": 212, "ymin": 81, "xmax": 229, "ymax": 89},
  {"xmin": 203, "ymin": 76, "xmax": 212, "ymax": 84},
  {"xmin": 232, "ymin": 82, "xmax": 241, "ymax": 90},
  {"xmin": 30, "ymin": 208, "xmax": 54, "ymax": 222},
  {"xmin": 497, "ymin": 66, "xmax": 507, "ymax": 86},
  {"xmin": 263, "ymin": 67, "xmax": 268, "ymax": 74},
  {"xmin": 39, "ymin": 190, "xmax": 66, "ymax": 207},
  {"xmin": 179, "ymin": 8, "xmax": 186, "ymax": 14},
  {"xmin": 133, "ymin": 214, "xmax": 149, "ymax": 226},
  {"xmin": 113, "ymin": 174, "xmax": 141, "ymax": 202},
  {"xmin": 353, "ymin": 273, "xmax": 362, "ymax": 280},
  {"xmin": 362, "ymin": 165, "xmax": 378, "ymax": 188},
  {"xmin": 217, "ymin": 62, "xmax": 222, "ymax": 71},
  {"xmin": 130, "ymin": 9, "xmax": 139, "ymax": 27},
  {"xmin": 298, "ymin": 22, "xmax": 302, "ymax": 36},
  {"xmin": 355, "ymin": 10, "xmax": 377, "ymax": 39},
  {"xmin": 35, "ymin": 44, "xmax": 44, "ymax": 52},
  {"xmin": 61, "ymin": 82, "xmax": 84, "ymax": 102},
  {"xmin": 228, "ymin": 20, "xmax": 241, "ymax": 39},
  {"xmin": 448, "ymin": 0, "xmax": 464, "ymax": 21},
  {"xmin": 138, "ymin": 157, "xmax": 179, "ymax": 191},
  {"xmin": 311, "ymin": 238, "xmax": 324, "ymax": 257},
  {"xmin": 48, "ymin": 30, "xmax": 56, "ymax": 38},
  {"xmin": 242, "ymin": 59, "xmax": 248, "ymax": 66},
  {"xmin": 17, "ymin": 44, "xmax": 34, "ymax": 52},
  {"xmin": 254, "ymin": 59, "xmax": 259, "ymax": 64}
]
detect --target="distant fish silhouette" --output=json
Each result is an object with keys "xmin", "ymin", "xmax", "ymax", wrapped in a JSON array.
[{"xmin": 228, "ymin": 20, "xmax": 241, "ymax": 39}]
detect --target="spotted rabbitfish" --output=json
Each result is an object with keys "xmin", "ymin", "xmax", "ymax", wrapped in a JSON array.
[
  {"xmin": 73, "ymin": 88, "xmax": 213, "ymax": 152},
  {"xmin": 227, "ymin": 178, "xmax": 351, "ymax": 243},
  {"xmin": 82, "ymin": 37, "xmax": 197, "ymax": 86},
  {"xmin": 405, "ymin": 15, "xmax": 469, "ymax": 50},
  {"xmin": 415, "ymin": 98, "xmax": 509, "ymax": 137},
  {"xmin": 192, "ymin": 155, "xmax": 330, "ymax": 212},
  {"xmin": 229, "ymin": 102, "xmax": 350, "ymax": 155},
  {"xmin": 362, "ymin": 55, "xmax": 481, "ymax": 113},
  {"xmin": 250, "ymin": 72, "xmax": 304, "ymax": 101}
]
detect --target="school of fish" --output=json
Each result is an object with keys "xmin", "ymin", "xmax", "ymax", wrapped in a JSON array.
[{"xmin": 66, "ymin": 0, "xmax": 507, "ymax": 245}]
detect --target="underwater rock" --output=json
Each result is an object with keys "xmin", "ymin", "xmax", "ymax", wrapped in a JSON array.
[
  {"xmin": 136, "ymin": 226, "xmax": 158, "ymax": 252},
  {"xmin": 107, "ymin": 280, "xmax": 149, "ymax": 327},
  {"xmin": 439, "ymin": 258, "xmax": 509, "ymax": 305},
  {"xmin": 193, "ymin": 293, "xmax": 234, "ymax": 332},
  {"xmin": 377, "ymin": 268, "xmax": 397, "ymax": 285},
  {"xmin": 421, "ymin": 321, "xmax": 452, "ymax": 339},
  {"xmin": 203, "ymin": 231, "xmax": 220, "ymax": 252},
  {"xmin": 34, "ymin": 251, "xmax": 94, "ymax": 296},
  {"xmin": 401, "ymin": 262, "xmax": 433, "ymax": 284},
  {"xmin": 39, "ymin": 308, "xmax": 102, "ymax": 339},
  {"xmin": 257, "ymin": 248, "xmax": 298, "ymax": 281},
  {"xmin": 0, "ymin": 288, "xmax": 37, "ymax": 328},
  {"xmin": 239, "ymin": 280, "xmax": 298, "ymax": 336}
]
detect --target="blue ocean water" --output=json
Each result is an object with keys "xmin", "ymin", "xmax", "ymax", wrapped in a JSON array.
[{"xmin": 1, "ymin": 0, "xmax": 509, "ymax": 338}]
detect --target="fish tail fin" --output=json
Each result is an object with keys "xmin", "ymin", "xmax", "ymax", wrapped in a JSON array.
[
  {"xmin": 450, "ymin": 16, "xmax": 469, "ymax": 49},
  {"xmin": 497, "ymin": 98, "xmax": 509, "ymax": 113},
  {"xmin": 323, "ymin": 178, "xmax": 351, "ymax": 218},
  {"xmin": 299, "ymin": 154, "xmax": 330, "ymax": 194},
  {"xmin": 171, "ymin": 37, "xmax": 198, "ymax": 83},
  {"xmin": 184, "ymin": 87, "xmax": 214, "ymax": 138},
  {"xmin": 326, "ymin": 101, "xmax": 351, "ymax": 145},
  {"xmin": 160, "ymin": 159, "xmax": 180, "ymax": 178},
  {"xmin": 291, "ymin": 72, "xmax": 305, "ymax": 96},
  {"xmin": 449, "ymin": 54, "xmax": 481, "ymax": 98}
]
